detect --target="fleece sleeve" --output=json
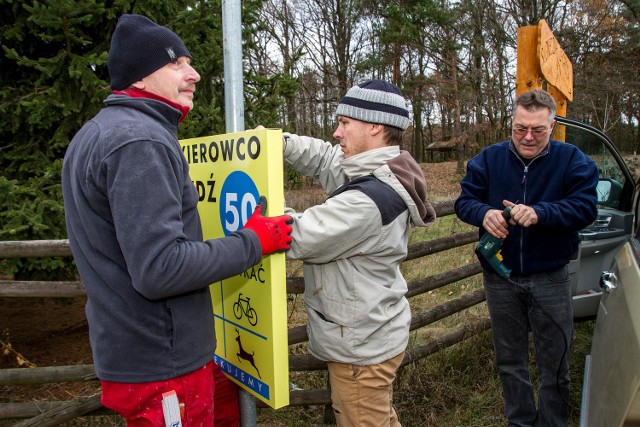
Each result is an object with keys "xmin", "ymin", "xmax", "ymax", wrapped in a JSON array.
[
  {"xmin": 533, "ymin": 152, "xmax": 599, "ymax": 230},
  {"xmin": 454, "ymin": 153, "xmax": 494, "ymax": 228},
  {"xmin": 284, "ymin": 133, "xmax": 347, "ymax": 194},
  {"xmin": 104, "ymin": 140, "xmax": 262, "ymax": 300}
]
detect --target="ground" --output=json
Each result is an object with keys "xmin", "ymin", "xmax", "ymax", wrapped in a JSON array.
[
  {"xmin": 1, "ymin": 298, "xmax": 91, "ymax": 370},
  {"xmin": 0, "ymin": 161, "xmax": 462, "ymax": 423},
  {"xmin": 0, "ymin": 296, "xmax": 101, "ymax": 426}
]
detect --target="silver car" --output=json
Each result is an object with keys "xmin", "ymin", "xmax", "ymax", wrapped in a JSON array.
[{"xmin": 553, "ymin": 117, "xmax": 639, "ymax": 426}]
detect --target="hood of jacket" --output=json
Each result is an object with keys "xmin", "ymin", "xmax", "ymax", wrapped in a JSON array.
[{"xmin": 341, "ymin": 146, "xmax": 436, "ymax": 227}]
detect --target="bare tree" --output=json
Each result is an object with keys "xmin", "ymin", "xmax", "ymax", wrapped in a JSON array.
[{"xmin": 246, "ymin": 0, "xmax": 639, "ymax": 158}]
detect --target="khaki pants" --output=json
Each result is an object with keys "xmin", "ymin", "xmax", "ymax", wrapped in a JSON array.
[{"xmin": 327, "ymin": 352, "xmax": 404, "ymax": 427}]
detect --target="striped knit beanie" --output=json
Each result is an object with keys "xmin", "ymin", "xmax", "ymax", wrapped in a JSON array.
[
  {"xmin": 335, "ymin": 79, "xmax": 411, "ymax": 130},
  {"xmin": 108, "ymin": 14, "xmax": 191, "ymax": 90}
]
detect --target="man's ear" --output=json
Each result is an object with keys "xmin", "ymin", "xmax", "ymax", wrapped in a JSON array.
[
  {"xmin": 370, "ymin": 123, "xmax": 384, "ymax": 137},
  {"xmin": 131, "ymin": 80, "xmax": 145, "ymax": 90}
]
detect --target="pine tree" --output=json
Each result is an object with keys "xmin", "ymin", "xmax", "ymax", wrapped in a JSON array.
[{"xmin": 0, "ymin": 0, "xmax": 297, "ymax": 279}]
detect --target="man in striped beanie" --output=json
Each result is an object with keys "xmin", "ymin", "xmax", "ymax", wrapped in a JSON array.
[{"xmin": 281, "ymin": 80, "xmax": 436, "ymax": 426}]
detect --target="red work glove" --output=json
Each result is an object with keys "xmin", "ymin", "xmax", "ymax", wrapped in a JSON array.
[{"xmin": 243, "ymin": 196, "xmax": 293, "ymax": 255}]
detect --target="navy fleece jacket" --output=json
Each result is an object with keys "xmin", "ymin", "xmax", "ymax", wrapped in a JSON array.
[{"xmin": 455, "ymin": 139, "xmax": 598, "ymax": 275}]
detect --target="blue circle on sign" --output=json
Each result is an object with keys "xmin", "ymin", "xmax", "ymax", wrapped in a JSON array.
[{"xmin": 219, "ymin": 171, "xmax": 259, "ymax": 236}]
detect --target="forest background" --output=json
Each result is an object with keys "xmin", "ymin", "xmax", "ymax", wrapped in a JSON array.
[
  {"xmin": 0, "ymin": 1, "xmax": 639, "ymax": 425},
  {"xmin": 1, "ymin": 0, "xmax": 639, "ymax": 279}
]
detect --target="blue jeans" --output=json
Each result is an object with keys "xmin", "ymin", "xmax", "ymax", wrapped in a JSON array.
[{"xmin": 483, "ymin": 266, "xmax": 572, "ymax": 427}]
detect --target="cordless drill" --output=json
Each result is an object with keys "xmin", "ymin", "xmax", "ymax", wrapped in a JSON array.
[{"xmin": 476, "ymin": 206, "xmax": 513, "ymax": 279}]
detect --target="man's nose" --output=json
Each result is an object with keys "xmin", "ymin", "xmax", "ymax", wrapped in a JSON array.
[{"xmin": 187, "ymin": 64, "xmax": 201, "ymax": 83}]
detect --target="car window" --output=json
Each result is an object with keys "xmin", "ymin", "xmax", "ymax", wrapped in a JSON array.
[{"xmin": 552, "ymin": 119, "xmax": 632, "ymax": 212}]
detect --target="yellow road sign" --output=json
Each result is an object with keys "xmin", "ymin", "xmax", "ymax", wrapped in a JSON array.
[{"xmin": 180, "ymin": 128, "xmax": 289, "ymax": 409}]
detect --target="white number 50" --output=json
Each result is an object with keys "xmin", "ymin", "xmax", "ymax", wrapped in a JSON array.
[{"xmin": 224, "ymin": 193, "xmax": 258, "ymax": 232}]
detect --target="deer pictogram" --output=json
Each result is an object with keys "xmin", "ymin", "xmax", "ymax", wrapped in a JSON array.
[{"xmin": 234, "ymin": 328, "xmax": 261, "ymax": 379}]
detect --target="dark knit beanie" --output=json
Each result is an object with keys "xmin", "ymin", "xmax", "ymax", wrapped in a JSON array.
[
  {"xmin": 108, "ymin": 14, "xmax": 191, "ymax": 90},
  {"xmin": 335, "ymin": 79, "xmax": 411, "ymax": 130}
]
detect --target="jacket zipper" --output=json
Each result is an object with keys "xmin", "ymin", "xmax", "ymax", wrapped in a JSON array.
[
  {"xmin": 520, "ymin": 165, "xmax": 528, "ymax": 270},
  {"xmin": 509, "ymin": 142, "xmax": 549, "ymax": 272}
]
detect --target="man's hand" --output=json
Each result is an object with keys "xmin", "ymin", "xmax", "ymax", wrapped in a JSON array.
[
  {"xmin": 254, "ymin": 125, "xmax": 286, "ymax": 150},
  {"xmin": 244, "ymin": 196, "xmax": 293, "ymax": 255},
  {"xmin": 503, "ymin": 199, "xmax": 538, "ymax": 228},
  {"xmin": 483, "ymin": 208, "xmax": 510, "ymax": 239}
]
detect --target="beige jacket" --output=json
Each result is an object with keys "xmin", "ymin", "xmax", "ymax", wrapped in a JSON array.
[{"xmin": 284, "ymin": 133, "xmax": 435, "ymax": 365}]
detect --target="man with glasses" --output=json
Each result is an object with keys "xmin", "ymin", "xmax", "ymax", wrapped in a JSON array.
[{"xmin": 455, "ymin": 89, "xmax": 598, "ymax": 426}]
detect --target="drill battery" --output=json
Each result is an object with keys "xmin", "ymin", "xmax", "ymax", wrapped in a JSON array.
[{"xmin": 475, "ymin": 206, "xmax": 513, "ymax": 279}]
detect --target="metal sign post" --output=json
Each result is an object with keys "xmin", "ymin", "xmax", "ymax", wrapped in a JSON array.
[
  {"xmin": 223, "ymin": 0, "xmax": 245, "ymax": 133},
  {"xmin": 222, "ymin": 1, "xmax": 256, "ymax": 426}
]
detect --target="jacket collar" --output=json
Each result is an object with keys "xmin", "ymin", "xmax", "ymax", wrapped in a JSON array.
[
  {"xmin": 113, "ymin": 88, "xmax": 190, "ymax": 123},
  {"xmin": 509, "ymin": 138, "xmax": 551, "ymax": 164},
  {"xmin": 340, "ymin": 146, "xmax": 400, "ymax": 180}
]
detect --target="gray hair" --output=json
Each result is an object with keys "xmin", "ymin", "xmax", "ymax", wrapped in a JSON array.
[{"xmin": 514, "ymin": 89, "xmax": 557, "ymax": 118}]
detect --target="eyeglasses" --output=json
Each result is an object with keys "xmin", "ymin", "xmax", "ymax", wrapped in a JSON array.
[{"xmin": 511, "ymin": 126, "xmax": 550, "ymax": 137}]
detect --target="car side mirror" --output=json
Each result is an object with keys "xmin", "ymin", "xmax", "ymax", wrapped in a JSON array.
[{"xmin": 596, "ymin": 178, "xmax": 622, "ymax": 208}]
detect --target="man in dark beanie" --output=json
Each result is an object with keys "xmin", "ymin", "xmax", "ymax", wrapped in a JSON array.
[
  {"xmin": 62, "ymin": 14, "xmax": 292, "ymax": 426},
  {"xmin": 280, "ymin": 79, "xmax": 437, "ymax": 426}
]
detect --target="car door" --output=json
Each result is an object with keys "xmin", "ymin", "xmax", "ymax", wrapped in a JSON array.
[
  {"xmin": 580, "ymin": 176, "xmax": 640, "ymax": 426},
  {"xmin": 552, "ymin": 117, "xmax": 636, "ymax": 318}
]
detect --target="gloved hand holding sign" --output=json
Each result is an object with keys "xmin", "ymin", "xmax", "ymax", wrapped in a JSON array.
[{"xmin": 244, "ymin": 196, "xmax": 293, "ymax": 255}]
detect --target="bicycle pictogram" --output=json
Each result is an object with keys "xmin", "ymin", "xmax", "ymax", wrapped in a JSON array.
[{"xmin": 233, "ymin": 293, "xmax": 258, "ymax": 326}]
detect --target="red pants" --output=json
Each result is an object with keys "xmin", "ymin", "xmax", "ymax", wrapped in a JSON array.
[
  {"xmin": 101, "ymin": 361, "xmax": 240, "ymax": 426},
  {"xmin": 213, "ymin": 362, "xmax": 241, "ymax": 426}
]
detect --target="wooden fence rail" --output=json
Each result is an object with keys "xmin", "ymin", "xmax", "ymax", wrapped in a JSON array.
[{"xmin": 0, "ymin": 199, "xmax": 490, "ymax": 424}]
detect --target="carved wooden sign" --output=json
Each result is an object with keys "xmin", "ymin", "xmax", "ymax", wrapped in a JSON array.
[{"xmin": 538, "ymin": 19, "xmax": 573, "ymax": 101}]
